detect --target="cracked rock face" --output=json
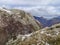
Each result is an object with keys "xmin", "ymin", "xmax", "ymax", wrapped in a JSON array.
[{"xmin": 0, "ymin": 8, "xmax": 41, "ymax": 45}]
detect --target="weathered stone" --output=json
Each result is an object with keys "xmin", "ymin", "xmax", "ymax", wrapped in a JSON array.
[{"xmin": 0, "ymin": 8, "xmax": 41, "ymax": 45}]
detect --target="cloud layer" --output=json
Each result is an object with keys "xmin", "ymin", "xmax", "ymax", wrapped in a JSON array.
[
  {"xmin": 0, "ymin": 0, "xmax": 60, "ymax": 18},
  {"xmin": 0, "ymin": 0, "xmax": 53, "ymax": 6}
]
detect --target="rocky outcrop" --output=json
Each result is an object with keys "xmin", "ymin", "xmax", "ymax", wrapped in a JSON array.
[
  {"xmin": 0, "ymin": 8, "xmax": 41, "ymax": 45},
  {"xmin": 7, "ymin": 23, "xmax": 60, "ymax": 45}
]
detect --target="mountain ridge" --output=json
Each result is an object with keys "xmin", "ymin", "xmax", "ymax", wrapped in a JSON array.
[{"xmin": 34, "ymin": 16, "xmax": 60, "ymax": 27}]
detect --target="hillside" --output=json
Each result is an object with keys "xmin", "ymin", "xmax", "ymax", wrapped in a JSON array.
[
  {"xmin": 0, "ymin": 8, "xmax": 41, "ymax": 45},
  {"xmin": 6, "ymin": 23, "xmax": 60, "ymax": 45}
]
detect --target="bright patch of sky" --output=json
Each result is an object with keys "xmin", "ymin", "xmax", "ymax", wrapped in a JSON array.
[{"xmin": 0, "ymin": 0, "xmax": 60, "ymax": 19}]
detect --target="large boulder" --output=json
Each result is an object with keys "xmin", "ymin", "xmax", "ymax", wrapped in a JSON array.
[{"xmin": 0, "ymin": 8, "xmax": 42, "ymax": 45}]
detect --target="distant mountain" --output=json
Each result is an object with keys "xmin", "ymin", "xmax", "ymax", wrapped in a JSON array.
[
  {"xmin": 34, "ymin": 16, "xmax": 47, "ymax": 27},
  {"xmin": 48, "ymin": 16, "xmax": 60, "ymax": 26},
  {"xmin": 34, "ymin": 16, "xmax": 60, "ymax": 27}
]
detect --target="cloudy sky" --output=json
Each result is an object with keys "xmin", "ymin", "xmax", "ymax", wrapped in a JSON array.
[
  {"xmin": 0, "ymin": 0, "xmax": 60, "ymax": 19},
  {"xmin": 0, "ymin": 0, "xmax": 58, "ymax": 8}
]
